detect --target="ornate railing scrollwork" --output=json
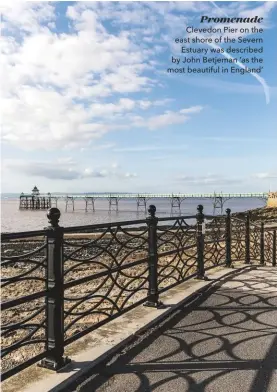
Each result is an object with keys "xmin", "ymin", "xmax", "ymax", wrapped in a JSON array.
[{"xmin": 1, "ymin": 234, "xmax": 48, "ymax": 379}]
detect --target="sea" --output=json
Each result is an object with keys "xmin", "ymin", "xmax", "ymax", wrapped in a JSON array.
[{"xmin": 1, "ymin": 194, "xmax": 266, "ymax": 233}]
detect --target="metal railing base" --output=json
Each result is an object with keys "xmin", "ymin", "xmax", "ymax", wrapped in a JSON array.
[
  {"xmin": 195, "ymin": 274, "xmax": 209, "ymax": 281},
  {"xmin": 143, "ymin": 300, "xmax": 165, "ymax": 309},
  {"xmin": 38, "ymin": 356, "xmax": 71, "ymax": 371}
]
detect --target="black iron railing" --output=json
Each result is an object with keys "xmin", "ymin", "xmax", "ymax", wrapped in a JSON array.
[{"xmin": 1, "ymin": 205, "xmax": 276, "ymax": 380}]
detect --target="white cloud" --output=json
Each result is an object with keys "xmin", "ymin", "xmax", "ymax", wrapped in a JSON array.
[
  {"xmin": 1, "ymin": 3, "xmax": 157, "ymax": 150},
  {"xmin": 254, "ymin": 173, "xmax": 277, "ymax": 180},
  {"xmin": 239, "ymin": 1, "xmax": 277, "ymax": 21},
  {"xmin": 137, "ymin": 98, "xmax": 173, "ymax": 110},
  {"xmin": 178, "ymin": 174, "xmax": 243, "ymax": 186},
  {"xmin": 131, "ymin": 106, "xmax": 203, "ymax": 130},
  {"xmin": 0, "ymin": 1, "xmax": 212, "ymax": 152},
  {"xmin": 89, "ymin": 98, "xmax": 172, "ymax": 118},
  {"xmin": 1, "ymin": 2, "xmax": 56, "ymax": 34},
  {"xmin": 124, "ymin": 172, "xmax": 137, "ymax": 178},
  {"xmin": 180, "ymin": 106, "xmax": 204, "ymax": 115},
  {"xmin": 80, "ymin": 143, "xmax": 115, "ymax": 152},
  {"xmin": 1, "ymin": 4, "xmax": 198, "ymax": 150},
  {"xmin": 4, "ymin": 159, "xmax": 137, "ymax": 181},
  {"xmin": 113, "ymin": 145, "xmax": 188, "ymax": 153}
]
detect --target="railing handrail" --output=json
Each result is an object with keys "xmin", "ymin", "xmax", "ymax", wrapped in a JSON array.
[{"xmin": 1, "ymin": 229, "xmax": 46, "ymax": 240}]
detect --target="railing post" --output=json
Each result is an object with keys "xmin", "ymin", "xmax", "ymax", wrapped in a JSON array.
[
  {"xmin": 39, "ymin": 208, "xmax": 70, "ymax": 370},
  {"xmin": 225, "ymin": 208, "xmax": 232, "ymax": 267},
  {"xmin": 144, "ymin": 205, "xmax": 163, "ymax": 308},
  {"xmin": 196, "ymin": 205, "xmax": 208, "ymax": 280},
  {"xmin": 273, "ymin": 230, "xmax": 276, "ymax": 267},
  {"xmin": 260, "ymin": 222, "xmax": 265, "ymax": 265},
  {"xmin": 245, "ymin": 214, "xmax": 250, "ymax": 264}
]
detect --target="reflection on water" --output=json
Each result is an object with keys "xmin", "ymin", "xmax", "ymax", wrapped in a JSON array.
[{"xmin": 1, "ymin": 197, "xmax": 265, "ymax": 233}]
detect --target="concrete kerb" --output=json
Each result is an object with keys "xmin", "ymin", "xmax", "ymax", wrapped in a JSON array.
[{"xmin": 3, "ymin": 263, "xmax": 252, "ymax": 392}]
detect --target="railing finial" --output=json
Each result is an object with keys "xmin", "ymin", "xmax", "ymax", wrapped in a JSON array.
[
  {"xmin": 196, "ymin": 204, "xmax": 204, "ymax": 224},
  {"xmin": 47, "ymin": 207, "xmax": 61, "ymax": 228},
  {"xmin": 148, "ymin": 205, "xmax": 156, "ymax": 218},
  {"xmin": 226, "ymin": 208, "xmax": 231, "ymax": 216},
  {"xmin": 197, "ymin": 204, "xmax": 204, "ymax": 214}
]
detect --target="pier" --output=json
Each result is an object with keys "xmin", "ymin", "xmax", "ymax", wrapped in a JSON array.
[
  {"xmin": 19, "ymin": 186, "xmax": 52, "ymax": 210},
  {"xmin": 19, "ymin": 188, "xmax": 269, "ymax": 214}
]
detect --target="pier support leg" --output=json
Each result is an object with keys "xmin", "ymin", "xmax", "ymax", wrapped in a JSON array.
[
  {"xmin": 212, "ymin": 195, "xmax": 231, "ymax": 215},
  {"xmin": 18, "ymin": 193, "xmax": 58, "ymax": 210},
  {"xmin": 19, "ymin": 196, "xmax": 25, "ymax": 209},
  {"xmin": 170, "ymin": 196, "xmax": 183, "ymax": 215},
  {"xmin": 65, "ymin": 197, "xmax": 75, "ymax": 212},
  {"xmin": 213, "ymin": 197, "xmax": 223, "ymax": 215},
  {"xmin": 108, "ymin": 196, "xmax": 119, "ymax": 212},
  {"xmin": 136, "ymin": 196, "xmax": 147, "ymax": 213},
  {"xmin": 85, "ymin": 197, "xmax": 95, "ymax": 212}
]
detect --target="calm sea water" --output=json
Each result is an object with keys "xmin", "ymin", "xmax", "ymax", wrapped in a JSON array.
[{"xmin": 1, "ymin": 195, "xmax": 265, "ymax": 233}]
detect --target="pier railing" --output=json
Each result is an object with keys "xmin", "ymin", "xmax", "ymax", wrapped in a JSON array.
[{"xmin": 1, "ymin": 205, "xmax": 276, "ymax": 380}]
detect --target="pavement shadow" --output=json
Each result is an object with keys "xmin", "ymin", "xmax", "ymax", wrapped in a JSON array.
[{"xmin": 66, "ymin": 267, "xmax": 277, "ymax": 392}]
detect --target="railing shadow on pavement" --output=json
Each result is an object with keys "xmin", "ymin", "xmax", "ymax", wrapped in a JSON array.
[{"xmin": 68, "ymin": 267, "xmax": 277, "ymax": 392}]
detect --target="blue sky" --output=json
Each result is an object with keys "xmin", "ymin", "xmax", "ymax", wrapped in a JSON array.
[{"xmin": 1, "ymin": 1, "xmax": 277, "ymax": 194}]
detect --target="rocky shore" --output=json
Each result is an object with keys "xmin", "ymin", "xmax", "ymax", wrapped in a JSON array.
[{"xmin": 232, "ymin": 207, "xmax": 277, "ymax": 224}]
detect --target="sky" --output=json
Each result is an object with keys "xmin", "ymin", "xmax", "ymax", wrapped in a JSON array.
[{"xmin": 1, "ymin": 1, "xmax": 277, "ymax": 194}]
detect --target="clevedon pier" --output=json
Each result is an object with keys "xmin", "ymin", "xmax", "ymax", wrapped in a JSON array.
[{"xmin": 19, "ymin": 186, "xmax": 269, "ymax": 214}]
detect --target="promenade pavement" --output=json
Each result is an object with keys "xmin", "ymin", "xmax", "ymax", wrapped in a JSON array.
[{"xmin": 73, "ymin": 266, "xmax": 277, "ymax": 392}]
